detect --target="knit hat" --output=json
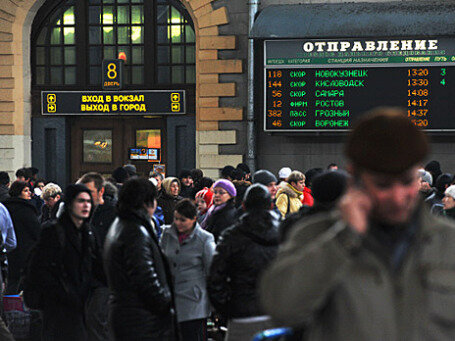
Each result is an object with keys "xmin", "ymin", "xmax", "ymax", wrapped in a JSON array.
[
  {"xmin": 418, "ymin": 169, "xmax": 433, "ymax": 186},
  {"xmin": 123, "ymin": 164, "xmax": 137, "ymax": 177},
  {"xmin": 252, "ymin": 170, "xmax": 277, "ymax": 185},
  {"xmin": 64, "ymin": 184, "xmax": 93, "ymax": 207},
  {"xmin": 278, "ymin": 167, "xmax": 292, "ymax": 179},
  {"xmin": 195, "ymin": 187, "xmax": 214, "ymax": 207},
  {"xmin": 213, "ymin": 179, "xmax": 237, "ymax": 197},
  {"xmin": 243, "ymin": 184, "xmax": 271, "ymax": 210},
  {"xmin": 311, "ymin": 170, "xmax": 349, "ymax": 204},
  {"xmin": 445, "ymin": 185, "xmax": 455, "ymax": 200},
  {"xmin": 345, "ymin": 107, "xmax": 429, "ymax": 174},
  {"xmin": 178, "ymin": 169, "xmax": 192, "ymax": 179}
]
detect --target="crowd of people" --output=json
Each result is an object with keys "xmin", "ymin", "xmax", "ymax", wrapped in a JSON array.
[{"xmin": 1, "ymin": 108, "xmax": 455, "ymax": 340}]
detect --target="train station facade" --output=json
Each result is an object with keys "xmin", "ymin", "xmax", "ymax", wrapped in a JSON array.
[{"xmin": 1, "ymin": 0, "xmax": 455, "ymax": 185}]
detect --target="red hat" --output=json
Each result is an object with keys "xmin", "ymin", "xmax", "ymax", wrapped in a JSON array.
[{"xmin": 195, "ymin": 187, "xmax": 213, "ymax": 207}]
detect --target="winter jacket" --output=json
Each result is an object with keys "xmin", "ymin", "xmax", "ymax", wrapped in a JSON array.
[
  {"xmin": 302, "ymin": 187, "xmax": 314, "ymax": 207},
  {"xmin": 3, "ymin": 197, "xmax": 40, "ymax": 293},
  {"xmin": 205, "ymin": 199, "xmax": 237, "ymax": 243},
  {"xmin": 91, "ymin": 200, "xmax": 117, "ymax": 251},
  {"xmin": 208, "ymin": 210, "xmax": 280, "ymax": 318},
  {"xmin": 261, "ymin": 203, "xmax": 455, "ymax": 340},
  {"xmin": 275, "ymin": 183, "xmax": 303, "ymax": 219},
  {"xmin": 26, "ymin": 210, "xmax": 98, "ymax": 340},
  {"xmin": 103, "ymin": 208, "xmax": 178, "ymax": 340},
  {"xmin": 158, "ymin": 192, "xmax": 183, "ymax": 225},
  {"xmin": 160, "ymin": 224, "xmax": 215, "ymax": 323}
]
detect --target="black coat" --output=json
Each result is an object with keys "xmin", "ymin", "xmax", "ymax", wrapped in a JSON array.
[
  {"xmin": 0, "ymin": 185, "xmax": 9, "ymax": 202},
  {"xmin": 27, "ymin": 211, "xmax": 98, "ymax": 340},
  {"xmin": 158, "ymin": 192, "xmax": 183, "ymax": 225},
  {"xmin": 205, "ymin": 199, "xmax": 237, "ymax": 243},
  {"xmin": 3, "ymin": 197, "xmax": 40, "ymax": 293},
  {"xmin": 91, "ymin": 199, "xmax": 117, "ymax": 251},
  {"xmin": 207, "ymin": 210, "xmax": 280, "ymax": 318},
  {"xmin": 103, "ymin": 208, "xmax": 178, "ymax": 340}
]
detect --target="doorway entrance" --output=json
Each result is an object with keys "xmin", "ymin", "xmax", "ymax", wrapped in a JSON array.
[{"xmin": 70, "ymin": 117, "xmax": 165, "ymax": 182}]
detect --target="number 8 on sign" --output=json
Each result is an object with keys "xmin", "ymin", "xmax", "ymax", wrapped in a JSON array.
[{"xmin": 107, "ymin": 63, "xmax": 117, "ymax": 79}]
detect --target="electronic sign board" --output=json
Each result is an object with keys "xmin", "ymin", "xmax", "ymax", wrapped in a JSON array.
[
  {"xmin": 129, "ymin": 148, "xmax": 161, "ymax": 162},
  {"xmin": 264, "ymin": 38, "xmax": 455, "ymax": 132},
  {"xmin": 42, "ymin": 90, "xmax": 185, "ymax": 115}
]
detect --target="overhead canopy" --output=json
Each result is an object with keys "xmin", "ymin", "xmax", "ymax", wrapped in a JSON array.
[{"xmin": 250, "ymin": 1, "xmax": 455, "ymax": 39}]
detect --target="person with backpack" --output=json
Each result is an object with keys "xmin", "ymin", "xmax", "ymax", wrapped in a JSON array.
[
  {"xmin": 275, "ymin": 171, "xmax": 305, "ymax": 219},
  {"xmin": 207, "ymin": 184, "xmax": 280, "ymax": 341},
  {"xmin": 24, "ymin": 184, "xmax": 100, "ymax": 340}
]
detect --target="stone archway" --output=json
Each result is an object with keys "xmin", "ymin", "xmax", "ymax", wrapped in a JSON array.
[{"xmin": 0, "ymin": 0, "xmax": 243, "ymax": 177}]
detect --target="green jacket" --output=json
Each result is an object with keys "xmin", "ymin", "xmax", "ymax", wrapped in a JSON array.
[{"xmin": 260, "ymin": 205, "xmax": 455, "ymax": 340}]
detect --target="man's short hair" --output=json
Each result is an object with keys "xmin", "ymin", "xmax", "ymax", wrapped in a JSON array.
[
  {"xmin": 287, "ymin": 171, "xmax": 305, "ymax": 184},
  {"xmin": 345, "ymin": 107, "xmax": 429, "ymax": 174},
  {"xmin": 15, "ymin": 168, "xmax": 27, "ymax": 179},
  {"xmin": 78, "ymin": 172, "xmax": 105, "ymax": 191},
  {"xmin": 0, "ymin": 172, "xmax": 10, "ymax": 186},
  {"xmin": 118, "ymin": 178, "xmax": 158, "ymax": 213},
  {"xmin": 41, "ymin": 183, "xmax": 62, "ymax": 200}
]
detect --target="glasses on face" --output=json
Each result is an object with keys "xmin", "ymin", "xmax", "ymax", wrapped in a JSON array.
[{"xmin": 214, "ymin": 190, "xmax": 228, "ymax": 196}]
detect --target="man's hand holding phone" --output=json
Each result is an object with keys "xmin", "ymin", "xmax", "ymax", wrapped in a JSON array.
[{"xmin": 338, "ymin": 179, "xmax": 372, "ymax": 235}]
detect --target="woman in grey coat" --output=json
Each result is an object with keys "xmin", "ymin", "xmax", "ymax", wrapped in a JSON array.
[{"xmin": 160, "ymin": 199, "xmax": 216, "ymax": 341}]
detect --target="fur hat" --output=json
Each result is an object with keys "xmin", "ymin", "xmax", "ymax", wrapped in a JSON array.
[{"xmin": 345, "ymin": 107, "xmax": 429, "ymax": 174}]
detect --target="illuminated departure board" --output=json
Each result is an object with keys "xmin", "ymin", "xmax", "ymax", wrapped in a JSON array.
[{"xmin": 264, "ymin": 38, "xmax": 455, "ymax": 132}]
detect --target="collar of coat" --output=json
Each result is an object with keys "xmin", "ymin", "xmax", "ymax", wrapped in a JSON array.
[
  {"xmin": 167, "ymin": 223, "xmax": 201, "ymax": 242},
  {"xmin": 277, "ymin": 182, "xmax": 303, "ymax": 198}
]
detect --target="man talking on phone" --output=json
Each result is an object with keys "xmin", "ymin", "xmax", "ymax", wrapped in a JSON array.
[{"xmin": 260, "ymin": 107, "xmax": 455, "ymax": 340}]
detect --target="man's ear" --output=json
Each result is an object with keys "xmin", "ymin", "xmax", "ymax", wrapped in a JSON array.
[{"xmin": 100, "ymin": 186, "xmax": 105, "ymax": 197}]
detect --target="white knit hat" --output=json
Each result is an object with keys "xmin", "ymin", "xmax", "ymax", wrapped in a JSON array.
[
  {"xmin": 278, "ymin": 167, "xmax": 292, "ymax": 179},
  {"xmin": 445, "ymin": 185, "xmax": 455, "ymax": 199}
]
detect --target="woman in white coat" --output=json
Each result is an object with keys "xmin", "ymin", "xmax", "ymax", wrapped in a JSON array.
[{"xmin": 160, "ymin": 199, "xmax": 216, "ymax": 341}]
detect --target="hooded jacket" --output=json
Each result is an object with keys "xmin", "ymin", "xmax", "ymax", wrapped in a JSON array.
[
  {"xmin": 208, "ymin": 210, "xmax": 280, "ymax": 318},
  {"xmin": 275, "ymin": 182, "xmax": 303, "ymax": 219}
]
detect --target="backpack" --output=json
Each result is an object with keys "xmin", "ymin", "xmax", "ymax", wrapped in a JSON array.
[{"xmin": 21, "ymin": 223, "xmax": 65, "ymax": 310}]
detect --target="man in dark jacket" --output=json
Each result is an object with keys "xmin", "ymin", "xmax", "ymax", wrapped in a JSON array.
[
  {"xmin": 26, "ymin": 184, "xmax": 98, "ymax": 340},
  {"xmin": 104, "ymin": 178, "xmax": 178, "ymax": 340},
  {"xmin": 77, "ymin": 172, "xmax": 116, "ymax": 341},
  {"xmin": 208, "ymin": 184, "xmax": 280, "ymax": 341},
  {"xmin": 261, "ymin": 107, "xmax": 455, "ymax": 340}
]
